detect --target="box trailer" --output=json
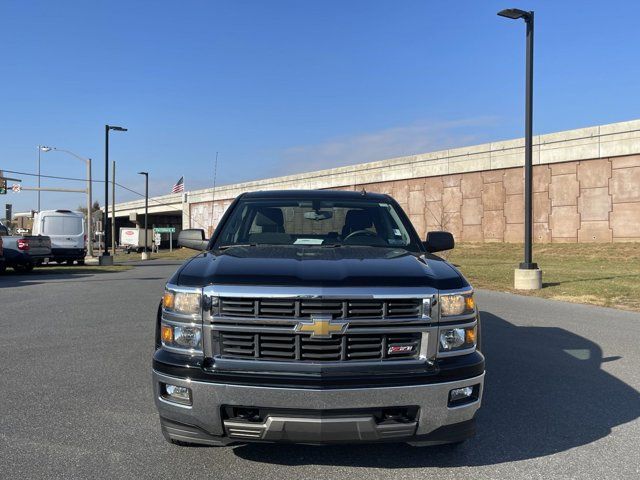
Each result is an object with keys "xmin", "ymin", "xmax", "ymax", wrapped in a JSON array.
[{"xmin": 119, "ymin": 227, "xmax": 153, "ymax": 253}]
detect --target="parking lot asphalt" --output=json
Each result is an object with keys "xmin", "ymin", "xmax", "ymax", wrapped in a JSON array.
[{"xmin": 1, "ymin": 260, "xmax": 639, "ymax": 480}]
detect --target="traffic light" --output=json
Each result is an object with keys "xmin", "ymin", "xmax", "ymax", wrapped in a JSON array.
[
  {"xmin": 0, "ymin": 170, "xmax": 6, "ymax": 195},
  {"xmin": 5, "ymin": 204, "xmax": 11, "ymax": 221}
]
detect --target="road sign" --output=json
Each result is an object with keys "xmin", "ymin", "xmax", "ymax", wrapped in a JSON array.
[
  {"xmin": 154, "ymin": 227, "xmax": 176, "ymax": 233},
  {"xmin": 11, "ymin": 184, "xmax": 21, "ymax": 193}
]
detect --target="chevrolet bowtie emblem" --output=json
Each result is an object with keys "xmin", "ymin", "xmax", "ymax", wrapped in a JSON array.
[{"xmin": 295, "ymin": 314, "xmax": 348, "ymax": 338}]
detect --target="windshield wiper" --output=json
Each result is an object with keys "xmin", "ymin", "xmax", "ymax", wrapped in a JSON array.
[
  {"xmin": 320, "ymin": 243, "xmax": 343, "ymax": 248},
  {"xmin": 216, "ymin": 243, "xmax": 258, "ymax": 250}
]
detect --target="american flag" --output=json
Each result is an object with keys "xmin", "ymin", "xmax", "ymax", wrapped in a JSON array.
[{"xmin": 171, "ymin": 176, "xmax": 184, "ymax": 193}]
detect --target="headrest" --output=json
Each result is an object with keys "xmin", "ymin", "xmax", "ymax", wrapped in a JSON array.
[
  {"xmin": 344, "ymin": 210, "xmax": 373, "ymax": 231},
  {"xmin": 255, "ymin": 207, "xmax": 284, "ymax": 228}
]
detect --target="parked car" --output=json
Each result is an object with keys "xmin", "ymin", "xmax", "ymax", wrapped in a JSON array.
[
  {"xmin": 120, "ymin": 227, "xmax": 153, "ymax": 253},
  {"xmin": 0, "ymin": 222, "xmax": 9, "ymax": 236},
  {"xmin": 153, "ymin": 190, "xmax": 484, "ymax": 447},
  {"xmin": 32, "ymin": 210, "xmax": 86, "ymax": 265},
  {"xmin": 2, "ymin": 234, "xmax": 51, "ymax": 272}
]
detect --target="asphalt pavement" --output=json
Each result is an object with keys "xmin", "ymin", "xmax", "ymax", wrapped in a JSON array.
[{"xmin": 1, "ymin": 260, "xmax": 639, "ymax": 480}]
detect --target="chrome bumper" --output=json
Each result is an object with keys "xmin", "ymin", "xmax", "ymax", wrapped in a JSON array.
[{"xmin": 153, "ymin": 370, "xmax": 484, "ymax": 445}]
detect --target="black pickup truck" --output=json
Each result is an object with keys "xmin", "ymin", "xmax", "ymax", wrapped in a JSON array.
[{"xmin": 153, "ymin": 190, "xmax": 484, "ymax": 446}]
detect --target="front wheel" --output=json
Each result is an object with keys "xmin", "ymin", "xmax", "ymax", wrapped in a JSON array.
[{"xmin": 14, "ymin": 263, "xmax": 34, "ymax": 273}]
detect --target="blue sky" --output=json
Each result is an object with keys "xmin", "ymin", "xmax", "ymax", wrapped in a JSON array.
[{"xmin": 1, "ymin": 0, "xmax": 639, "ymax": 214}]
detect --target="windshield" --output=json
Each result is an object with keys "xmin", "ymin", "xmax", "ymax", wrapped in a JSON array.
[
  {"xmin": 214, "ymin": 197, "xmax": 420, "ymax": 250},
  {"xmin": 42, "ymin": 216, "xmax": 83, "ymax": 235}
]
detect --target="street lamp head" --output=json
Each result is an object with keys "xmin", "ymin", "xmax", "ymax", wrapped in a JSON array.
[
  {"xmin": 39, "ymin": 146, "xmax": 52, "ymax": 152},
  {"xmin": 497, "ymin": 8, "xmax": 532, "ymax": 21},
  {"xmin": 138, "ymin": 171, "xmax": 148, "ymax": 176},
  {"xmin": 108, "ymin": 125, "xmax": 128, "ymax": 132}
]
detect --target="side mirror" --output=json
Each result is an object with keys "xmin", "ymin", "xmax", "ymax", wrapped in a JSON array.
[
  {"xmin": 177, "ymin": 229, "xmax": 209, "ymax": 251},
  {"xmin": 423, "ymin": 231, "xmax": 454, "ymax": 253}
]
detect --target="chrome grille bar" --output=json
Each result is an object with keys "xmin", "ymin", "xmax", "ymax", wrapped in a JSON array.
[{"xmin": 219, "ymin": 297, "xmax": 422, "ymax": 320}]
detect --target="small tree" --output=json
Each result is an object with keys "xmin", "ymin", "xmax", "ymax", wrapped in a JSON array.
[{"xmin": 77, "ymin": 201, "xmax": 102, "ymax": 233}]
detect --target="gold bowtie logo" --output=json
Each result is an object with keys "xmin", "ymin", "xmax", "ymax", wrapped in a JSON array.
[{"xmin": 295, "ymin": 314, "xmax": 348, "ymax": 338}]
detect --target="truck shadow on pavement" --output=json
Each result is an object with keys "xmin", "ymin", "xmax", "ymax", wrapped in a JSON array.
[
  {"xmin": 0, "ymin": 272, "xmax": 164, "ymax": 288},
  {"xmin": 232, "ymin": 311, "xmax": 640, "ymax": 467}
]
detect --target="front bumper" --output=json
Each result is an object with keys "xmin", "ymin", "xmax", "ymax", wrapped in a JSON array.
[{"xmin": 153, "ymin": 369, "xmax": 484, "ymax": 445}]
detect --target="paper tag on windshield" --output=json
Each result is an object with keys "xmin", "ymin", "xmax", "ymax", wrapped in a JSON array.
[{"xmin": 294, "ymin": 238, "xmax": 324, "ymax": 245}]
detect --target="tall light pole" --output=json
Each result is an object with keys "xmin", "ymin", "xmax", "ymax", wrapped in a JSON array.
[
  {"xmin": 100, "ymin": 124, "xmax": 127, "ymax": 266},
  {"xmin": 112, "ymin": 160, "xmax": 116, "ymax": 254},
  {"xmin": 44, "ymin": 147, "xmax": 94, "ymax": 257},
  {"xmin": 138, "ymin": 171, "xmax": 149, "ymax": 260},
  {"xmin": 37, "ymin": 146, "xmax": 52, "ymax": 211},
  {"xmin": 498, "ymin": 8, "xmax": 542, "ymax": 290}
]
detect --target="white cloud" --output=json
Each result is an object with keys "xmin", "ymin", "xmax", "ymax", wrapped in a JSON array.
[{"xmin": 276, "ymin": 117, "xmax": 500, "ymax": 174}]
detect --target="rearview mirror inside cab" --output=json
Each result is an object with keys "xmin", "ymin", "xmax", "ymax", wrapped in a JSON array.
[
  {"xmin": 177, "ymin": 229, "xmax": 209, "ymax": 251},
  {"xmin": 423, "ymin": 231, "xmax": 454, "ymax": 253}
]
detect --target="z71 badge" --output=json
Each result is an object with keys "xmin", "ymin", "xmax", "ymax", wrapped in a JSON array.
[{"xmin": 388, "ymin": 345, "xmax": 414, "ymax": 354}]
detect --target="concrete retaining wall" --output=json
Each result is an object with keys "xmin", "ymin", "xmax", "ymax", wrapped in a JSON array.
[{"xmin": 184, "ymin": 119, "xmax": 640, "ymax": 243}]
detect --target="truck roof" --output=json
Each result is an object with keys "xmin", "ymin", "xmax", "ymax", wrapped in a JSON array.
[
  {"xmin": 241, "ymin": 189, "xmax": 391, "ymax": 201},
  {"xmin": 36, "ymin": 209, "xmax": 83, "ymax": 217}
]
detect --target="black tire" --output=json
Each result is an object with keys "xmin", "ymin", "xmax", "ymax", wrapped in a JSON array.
[{"xmin": 14, "ymin": 263, "xmax": 34, "ymax": 273}]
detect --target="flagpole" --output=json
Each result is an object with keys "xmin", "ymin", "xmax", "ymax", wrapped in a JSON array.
[{"xmin": 182, "ymin": 174, "xmax": 186, "ymax": 231}]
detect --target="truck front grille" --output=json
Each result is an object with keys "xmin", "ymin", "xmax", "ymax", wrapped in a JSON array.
[
  {"xmin": 218, "ymin": 331, "xmax": 421, "ymax": 362},
  {"xmin": 219, "ymin": 298, "xmax": 422, "ymax": 320}
]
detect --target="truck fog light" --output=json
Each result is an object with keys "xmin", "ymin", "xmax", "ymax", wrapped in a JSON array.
[
  {"xmin": 448, "ymin": 385, "xmax": 479, "ymax": 407},
  {"xmin": 439, "ymin": 326, "xmax": 477, "ymax": 352},
  {"xmin": 440, "ymin": 293, "xmax": 475, "ymax": 316},
  {"xmin": 161, "ymin": 325, "xmax": 173, "ymax": 343},
  {"xmin": 173, "ymin": 325, "xmax": 202, "ymax": 348},
  {"xmin": 160, "ymin": 323, "xmax": 203, "ymax": 351},
  {"xmin": 161, "ymin": 383, "xmax": 192, "ymax": 405},
  {"xmin": 439, "ymin": 328, "xmax": 465, "ymax": 350},
  {"xmin": 163, "ymin": 288, "xmax": 201, "ymax": 315}
]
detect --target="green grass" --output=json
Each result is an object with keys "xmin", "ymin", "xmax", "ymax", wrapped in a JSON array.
[
  {"xmin": 35, "ymin": 264, "xmax": 131, "ymax": 274},
  {"xmin": 111, "ymin": 244, "xmax": 640, "ymax": 311},
  {"xmin": 112, "ymin": 248, "xmax": 195, "ymax": 263},
  {"xmin": 447, "ymin": 243, "xmax": 640, "ymax": 311}
]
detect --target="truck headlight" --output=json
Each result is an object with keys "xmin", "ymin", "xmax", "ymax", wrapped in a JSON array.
[
  {"xmin": 161, "ymin": 323, "xmax": 203, "ymax": 351},
  {"xmin": 439, "ymin": 325, "xmax": 477, "ymax": 352},
  {"xmin": 440, "ymin": 293, "xmax": 475, "ymax": 316},
  {"xmin": 163, "ymin": 289, "xmax": 201, "ymax": 315}
]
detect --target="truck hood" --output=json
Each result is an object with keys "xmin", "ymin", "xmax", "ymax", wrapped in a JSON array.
[{"xmin": 173, "ymin": 245, "xmax": 467, "ymax": 290}]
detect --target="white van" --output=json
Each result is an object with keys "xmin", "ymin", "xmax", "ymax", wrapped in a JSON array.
[{"xmin": 33, "ymin": 210, "xmax": 86, "ymax": 265}]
